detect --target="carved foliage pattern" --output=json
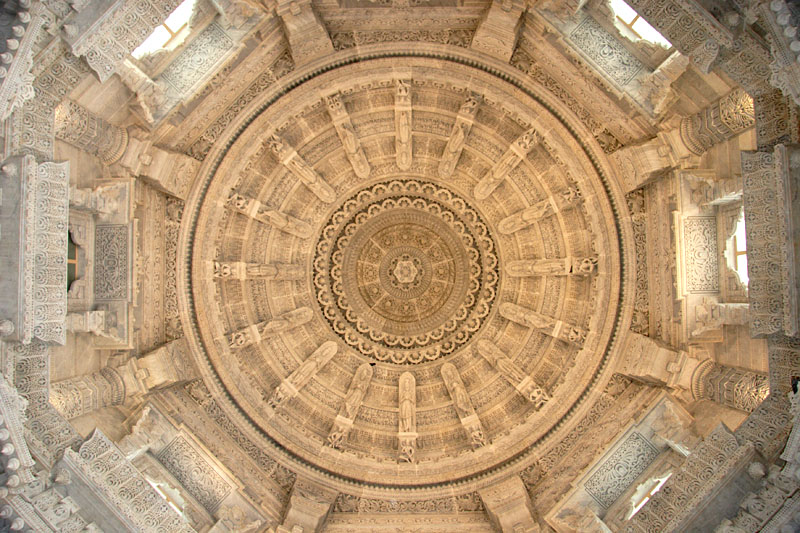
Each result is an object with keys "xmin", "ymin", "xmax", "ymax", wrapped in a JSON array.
[
  {"xmin": 569, "ymin": 16, "xmax": 645, "ymax": 86},
  {"xmin": 157, "ymin": 436, "xmax": 232, "ymax": 513},
  {"xmin": 94, "ymin": 225, "xmax": 129, "ymax": 301},
  {"xmin": 160, "ymin": 22, "xmax": 234, "ymax": 96},
  {"xmin": 584, "ymin": 431, "xmax": 660, "ymax": 509},
  {"xmin": 683, "ymin": 216, "xmax": 719, "ymax": 293}
]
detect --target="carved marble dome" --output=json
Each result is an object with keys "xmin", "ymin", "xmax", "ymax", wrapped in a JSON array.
[{"xmin": 182, "ymin": 56, "xmax": 624, "ymax": 492}]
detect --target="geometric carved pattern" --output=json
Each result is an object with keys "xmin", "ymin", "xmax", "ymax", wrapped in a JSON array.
[
  {"xmin": 157, "ymin": 435, "xmax": 232, "ymax": 513},
  {"xmin": 584, "ymin": 431, "xmax": 659, "ymax": 509},
  {"xmin": 313, "ymin": 179, "xmax": 499, "ymax": 364},
  {"xmin": 569, "ymin": 16, "xmax": 644, "ymax": 87},
  {"xmin": 94, "ymin": 225, "xmax": 128, "ymax": 300},
  {"xmin": 683, "ymin": 216, "xmax": 719, "ymax": 293}
]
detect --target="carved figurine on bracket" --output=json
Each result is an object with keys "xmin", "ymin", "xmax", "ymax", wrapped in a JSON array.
[
  {"xmin": 395, "ymin": 79, "xmax": 413, "ymax": 171},
  {"xmin": 474, "ymin": 127, "xmax": 539, "ymax": 200},
  {"xmin": 441, "ymin": 363, "xmax": 488, "ymax": 449},
  {"xmin": 268, "ymin": 341, "xmax": 338, "ymax": 410},
  {"xmin": 398, "ymin": 371, "xmax": 417, "ymax": 462},
  {"xmin": 439, "ymin": 94, "xmax": 480, "ymax": 178},
  {"xmin": 327, "ymin": 362, "xmax": 374, "ymax": 449}
]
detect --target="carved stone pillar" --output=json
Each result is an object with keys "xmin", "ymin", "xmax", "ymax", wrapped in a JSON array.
[
  {"xmin": 280, "ymin": 478, "xmax": 337, "ymax": 533},
  {"xmin": 741, "ymin": 144, "xmax": 800, "ymax": 337},
  {"xmin": 693, "ymin": 362, "xmax": 770, "ymax": 413},
  {"xmin": 49, "ymin": 338, "xmax": 196, "ymax": 419},
  {"xmin": 471, "ymin": 0, "xmax": 525, "ymax": 62},
  {"xmin": 679, "ymin": 89, "xmax": 755, "ymax": 156},
  {"xmin": 49, "ymin": 367, "xmax": 128, "ymax": 420},
  {"xmin": 478, "ymin": 475, "xmax": 539, "ymax": 532},
  {"xmin": 54, "ymin": 100, "xmax": 129, "ymax": 165},
  {"xmin": 275, "ymin": 0, "xmax": 333, "ymax": 65},
  {"xmin": 611, "ymin": 89, "xmax": 755, "ymax": 192}
]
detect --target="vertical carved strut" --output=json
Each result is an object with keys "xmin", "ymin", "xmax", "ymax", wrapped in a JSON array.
[
  {"xmin": 398, "ymin": 372, "xmax": 417, "ymax": 462},
  {"xmin": 267, "ymin": 341, "xmax": 339, "ymax": 411},
  {"xmin": 226, "ymin": 192, "xmax": 312, "ymax": 238},
  {"xmin": 225, "ymin": 307, "xmax": 314, "ymax": 350},
  {"xmin": 327, "ymin": 362, "xmax": 374, "ymax": 449},
  {"xmin": 500, "ymin": 302, "xmax": 587, "ymax": 347},
  {"xmin": 395, "ymin": 79, "xmax": 413, "ymax": 171},
  {"xmin": 441, "ymin": 363, "xmax": 488, "ymax": 448},
  {"xmin": 438, "ymin": 94, "xmax": 480, "ymax": 178},
  {"xmin": 212, "ymin": 261, "xmax": 304, "ymax": 280},
  {"xmin": 325, "ymin": 93, "xmax": 370, "ymax": 179},
  {"xmin": 474, "ymin": 127, "xmax": 540, "ymax": 200},
  {"xmin": 505, "ymin": 256, "xmax": 599, "ymax": 277},
  {"xmin": 475, "ymin": 340, "xmax": 550, "ymax": 408},
  {"xmin": 266, "ymin": 134, "xmax": 336, "ymax": 203}
]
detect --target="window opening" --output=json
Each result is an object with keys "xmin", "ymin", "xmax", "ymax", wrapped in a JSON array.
[
  {"xmin": 132, "ymin": 0, "xmax": 198, "ymax": 59},
  {"xmin": 67, "ymin": 234, "xmax": 78, "ymax": 290},
  {"xmin": 609, "ymin": 0, "xmax": 672, "ymax": 48},
  {"xmin": 725, "ymin": 207, "xmax": 749, "ymax": 287},
  {"xmin": 628, "ymin": 472, "xmax": 672, "ymax": 519}
]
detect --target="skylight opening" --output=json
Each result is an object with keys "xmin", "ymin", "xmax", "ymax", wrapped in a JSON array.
[
  {"xmin": 609, "ymin": 0, "xmax": 672, "ymax": 48},
  {"xmin": 132, "ymin": 0, "xmax": 197, "ymax": 59},
  {"xmin": 727, "ymin": 208, "xmax": 749, "ymax": 287}
]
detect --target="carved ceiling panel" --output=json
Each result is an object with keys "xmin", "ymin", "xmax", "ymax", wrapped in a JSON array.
[{"xmin": 181, "ymin": 56, "xmax": 626, "ymax": 494}]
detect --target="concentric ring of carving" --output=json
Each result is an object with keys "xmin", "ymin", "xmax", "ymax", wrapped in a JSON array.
[{"xmin": 314, "ymin": 179, "xmax": 499, "ymax": 364}]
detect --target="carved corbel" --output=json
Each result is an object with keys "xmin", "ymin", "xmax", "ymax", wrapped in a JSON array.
[
  {"xmin": 327, "ymin": 362, "xmax": 373, "ymax": 449},
  {"xmin": 398, "ymin": 372, "xmax": 417, "ymax": 462}
]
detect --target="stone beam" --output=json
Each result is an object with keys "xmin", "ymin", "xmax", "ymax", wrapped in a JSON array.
[
  {"xmin": 325, "ymin": 93, "xmax": 370, "ymax": 179},
  {"xmin": 741, "ymin": 144, "xmax": 800, "ymax": 337}
]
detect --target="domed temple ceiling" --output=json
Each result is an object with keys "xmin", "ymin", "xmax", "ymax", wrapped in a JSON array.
[{"xmin": 180, "ymin": 55, "xmax": 627, "ymax": 494}]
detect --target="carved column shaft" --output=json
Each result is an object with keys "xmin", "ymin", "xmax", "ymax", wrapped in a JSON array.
[
  {"xmin": 679, "ymin": 89, "xmax": 755, "ymax": 156},
  {"xmin": 49, "ymin": 368, "xmax": 127, "ymax": 420},
  {"xmin": 694, "ymin": 363, "xmax": 770, "ymax": 413},
  {"xmin": 54, "ymin": 101, "xmax": 128, "ymax": 165}
]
